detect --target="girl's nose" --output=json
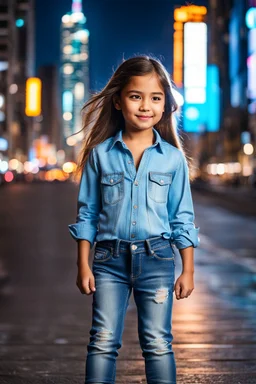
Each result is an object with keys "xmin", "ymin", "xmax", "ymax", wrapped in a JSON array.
[{"xmin": 139, "ymin": 103, "xmax": 150, "ymax": 112}]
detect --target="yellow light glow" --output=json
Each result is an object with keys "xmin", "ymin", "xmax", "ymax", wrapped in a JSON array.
[
  {"xmin": 25, "ymin": 77, "xmax": 42, "ymax": 117},
  {"xmin": 174, "ymin": 5, "xmax": 207, "ymax": 22},
  {"xmin": 174, "ymin": 9, "xmax": 188, "ymax": 22},
  {"xmin": 63, "ymin": 45, "xmax": 72, "ymax": 54},
  {"xmin": 74, "ymin": 82, "xmax": 84, "ymax": 100},
  {"xmin": 47, "ymin": 156, "xmax": 57, "ymax": 165},
  {"xmin": 243, "ymin": 143, "xmax": 254, "ymax": 155},
  {"xmin": 66, "ymin": 136, "xmax": 76, "ymax": 146},
  {"xmin": 63, "ymin": 162, "xmax": 77, "ymax": 173},
  {"xmin": 9, "ymin": 158, "xmax": 19, "ymax": 170},
  {"xmin": 174, "ymin": 22, "xmax": 183, "ymax": 31},
  {"xmin": 63, "ymin": 64, "xmax": 74, "ymax": 75}
]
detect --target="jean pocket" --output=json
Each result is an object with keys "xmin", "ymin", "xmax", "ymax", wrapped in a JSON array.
[
  {"xmin": 94, "ymin": 247, "xmax": 112, "ymax": 262},
  {"xmin": 101, "ymin": 172, "xmax": 124, "ymax": 205},
  {"xmin": 148, "ymin": 172, "xmax": 172, "ymax": 203},
  {"xmin": 153, "ymin": 245, "xmax": 175, "ymax": 262}
]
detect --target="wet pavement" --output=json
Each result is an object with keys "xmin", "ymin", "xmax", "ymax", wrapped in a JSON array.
[{"xmin": 0, "ymin": 182, "xmax": 256, "ymax": 383}]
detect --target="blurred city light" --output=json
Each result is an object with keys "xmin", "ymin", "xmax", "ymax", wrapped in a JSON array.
[
  {"xmin": 9, "ymin": 84, "xmax": 18, "ymax": 94},
  {"xmin": 47, "ymin": 155, "xmax": 57, "ymax": 165},
  {"xmin": 0, "ymin": 161, "xmax": 8, "ymax": 173},
  {"xmin": 24, "ymin": 161, "xmax": 34, "ymax": 173},
  {"xmin": 63, "ymin": 162, "xmax": 77, "ymax": 173},
  {"xmin": 63, "ymin": 64, "xmax": 74, "ymax": 75},
  {"xmin": 66, "ymin": 136, "xmax": 76, "ymax": 146},
  {"xmin": 0, "ymin": 62, "xmax": 8, "ymax": 71},
  {"xmin": 9, "ymin": 159, "xmax": 19, "ymax": 170},
  {"xmin": 0, "ymin": 95, "xmax": 4, "ymax": 108},
  {"xmin": 15, "ymin": 18, "xmax": 24, "ymax": 27},
  {"xmin": 63, "ymin": 112, "xmax": 72, "ymax": 121},
  {"xmin": 0, "ymin": 138, "xmax": 8, "ymax": 151},
  {"xmin": 246, "ymin": 8, "xmax": 256, "ymax": 29},
  {"xmin": 25, "ymin": 78, "xmax": 42, "ymax": 117},
  {"xmin": 4, "ymin": 171, "xmax": 14, "ymax": 182},
  {"xmin": 243, "ymin": 143, "xmax": 254, "ymax": 155},
  {"xmin": 217, "ymin": 163, "xmax": 225, "ymax": 175},
  {"xmin": 172, "ymin": 88, "xmax": 184, "ymax": 106}
]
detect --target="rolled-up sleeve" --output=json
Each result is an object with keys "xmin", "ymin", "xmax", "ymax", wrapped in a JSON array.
[
  {"xmin": 168, "ymin": 153, "xmax": 200, "ymax": 249},
  {"xmin": 68, "ymin": 148, "xmax": 101, "ymax": 246}
]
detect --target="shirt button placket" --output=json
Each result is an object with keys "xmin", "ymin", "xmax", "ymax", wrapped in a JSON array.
[{"xmin": 131, "ymin": 179, "xmax": 139, "ymax": 240}]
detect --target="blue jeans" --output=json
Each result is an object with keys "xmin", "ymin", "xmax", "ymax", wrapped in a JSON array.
[{"xmin": 85, "ymin": 236, "xmax": 176, "ymax": 384}]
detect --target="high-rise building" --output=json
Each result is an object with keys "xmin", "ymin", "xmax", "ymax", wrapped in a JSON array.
[
  {"xmin": 60, "ymin": 0, "xmax": 90, "ymax": 157},
  {"xmin": 0, "ymin": 0, "xmax": 35, "ymax": 163},
  {"xmin": 38, "ymin": 65, "xmax": 62, "ymax": 152}
]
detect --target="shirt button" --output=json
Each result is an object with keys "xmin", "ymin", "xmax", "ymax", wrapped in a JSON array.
[
  {"xmin": 134, "ymin": 180, "xmax": 139, "ymax": 186},
  {"xmin": 131, "ymin": 234, "xmax": 136, "ymax": 238},
  {"xmin": 110, "ymin": 179, "xmax": 114, "ymax": 183},
  {"xmin": 133, "ymin": 205, "xmax": 138, "ymax": 209},
  {"xmin": 132, "ymin": 221, "xmax": 136, "ymax": 226},
  {"xmin": 160, "ymin": 179, "xmax": 164, "ymax": 184},
  {"xmin": 131, "ymin": 244, "xmax": 137, "ymax": 250},
  {"xmin": 128, "ymin": 160, "xmax": 132, "ymax": 164}
]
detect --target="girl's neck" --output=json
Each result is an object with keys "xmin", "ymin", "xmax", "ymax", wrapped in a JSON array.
[{"xmin": 122, "ymin": 128, "xmax": 155, "ymax": 146}]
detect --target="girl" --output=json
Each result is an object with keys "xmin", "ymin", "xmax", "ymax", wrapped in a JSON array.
[{"xmin": 69, "ymin": 55, "xmax": 199, "ymax": 384}]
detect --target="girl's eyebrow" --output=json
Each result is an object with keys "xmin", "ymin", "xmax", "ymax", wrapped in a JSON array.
[{"xmin": 126, "ymin": 90, "xmax": 164, "ymax": 95}]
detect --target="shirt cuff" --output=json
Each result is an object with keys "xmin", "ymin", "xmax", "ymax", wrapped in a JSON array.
[
  {"xmin": 170, "ymin": 224, "xmax": 200, "ymax": 250},
  {"xmin": 68, "ymin": 222, "xmax": 97, "ymax": 246}
]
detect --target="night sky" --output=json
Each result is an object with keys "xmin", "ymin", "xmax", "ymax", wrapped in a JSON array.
[{"xmin": 35, "ymin": 0, "xmax": 207, "ymax": 91}]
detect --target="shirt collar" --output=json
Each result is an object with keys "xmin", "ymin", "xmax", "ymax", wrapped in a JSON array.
[{"xmin": 108, "ymin": 127, "xmax": 164, "ymax": 153}]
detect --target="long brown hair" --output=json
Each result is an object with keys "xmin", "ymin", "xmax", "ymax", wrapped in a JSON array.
[{"xmin": 76, "ymin": 55, "xmax": 185, "ymax": 175}]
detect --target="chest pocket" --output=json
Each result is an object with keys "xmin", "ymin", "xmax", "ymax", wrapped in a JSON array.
[
  {"xmin": 101, "ymin": 172, "xmax": 124, "ymax": 205},
  {"xmin": 148, "ymin": 172, "xmax": 172, "ymax": 203}
]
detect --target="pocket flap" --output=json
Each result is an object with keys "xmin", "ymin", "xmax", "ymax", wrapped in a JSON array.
[
  {"xmin": 101, "ymin": 172, "xmax": 124, "ymax": 186},
  {"xmin": 149, "ymin": 172, "xmax": 172, "ymax": 186}
]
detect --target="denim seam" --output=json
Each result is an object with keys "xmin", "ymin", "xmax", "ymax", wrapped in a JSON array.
[{"xmin": 131, "ymin": 253, "xmax": 141, "ymax": 280}]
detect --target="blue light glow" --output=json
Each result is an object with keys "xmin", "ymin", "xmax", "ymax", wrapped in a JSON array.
[
  {"xmin": 206, "ymin": 65, "xmax": 220, "ymax": 132},
  {"xmin": 63, "ymin": 91, "xmax": 73, "ymax": 113},
  {"xmin": 246, "ymin": 8, "xmax": 256, "ymax": 29},
  {"xmin": 16, "ymin": 19, "xmax": 24, "ymax": 27}
]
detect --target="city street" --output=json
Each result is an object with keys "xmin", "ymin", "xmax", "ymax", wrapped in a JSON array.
[{"xmin": 0, "ymin": 182, "xmax": 256, "ymax": 384}]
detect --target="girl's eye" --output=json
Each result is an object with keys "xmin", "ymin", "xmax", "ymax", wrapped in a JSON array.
[
  {"xmin": 152, "ymin": 96, "xmax": 161, "ymax": 101},
  {"xmin": 130, "ymin": 95, "xmax": 141, "ymax": 99}
]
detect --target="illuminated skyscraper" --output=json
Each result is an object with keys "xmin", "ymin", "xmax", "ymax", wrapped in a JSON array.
[{"xmin": 60, "ymin": 0, "xmax": 90, "ymax": 149}]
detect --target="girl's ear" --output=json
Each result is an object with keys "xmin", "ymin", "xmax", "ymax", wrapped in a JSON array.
[{"xmin": 113, "ymin": 95, "xmax": 122, "ymax": 110}]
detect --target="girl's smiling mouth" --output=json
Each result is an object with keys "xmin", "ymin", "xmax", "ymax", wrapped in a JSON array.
[{"xmin": 136, "ymin": 115, "xmax": 153, "ymax": 120}]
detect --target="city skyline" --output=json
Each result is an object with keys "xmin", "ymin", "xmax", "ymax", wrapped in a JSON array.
[{"xmin": 35, "ymin": 0, "xmax": 207, "ymax": 91}]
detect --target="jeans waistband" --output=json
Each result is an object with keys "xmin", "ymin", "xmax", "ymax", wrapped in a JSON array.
[{"xmin": 96, "ymin": 236, "xmax": 172, "ymax": 256}]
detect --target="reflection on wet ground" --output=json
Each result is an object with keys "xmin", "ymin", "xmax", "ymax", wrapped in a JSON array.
[{"xmin": 0, "ymin": 183, "xmax": 255, "ymax": 383}]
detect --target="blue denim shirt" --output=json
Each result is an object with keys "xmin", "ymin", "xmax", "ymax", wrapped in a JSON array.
[{"xmin": 69, "ymin": 128, "xmax": 199, "ymax": 249}]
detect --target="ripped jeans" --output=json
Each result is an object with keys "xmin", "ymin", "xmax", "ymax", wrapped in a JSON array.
[{"xmin": 85, "ymin": 236, "xmax": 176, "ymax": 384}]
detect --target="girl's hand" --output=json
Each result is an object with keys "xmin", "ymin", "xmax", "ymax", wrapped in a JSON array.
[
  {"xmin": 76, "ymin": 264, "xmax": 96, "ymax": 295},
  {"xmin": 174, "ymin": 271, "xmax": 194, "ymax": 300}
]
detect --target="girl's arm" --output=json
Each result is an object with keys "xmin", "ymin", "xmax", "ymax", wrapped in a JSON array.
[
  {"xmin": 76, "ymin": 240, "xmax": 96, "ymax": 295},
  {"xmin": 167, "ymin": 153, "xmax": 199, "ymax": 300},
  {"xmin": 68, "ymin": 148, "xmax": 101, "ymax": 295},
  {"xmin": 174, "ymin": 246, "xmax": 194, "ymax": 300}
]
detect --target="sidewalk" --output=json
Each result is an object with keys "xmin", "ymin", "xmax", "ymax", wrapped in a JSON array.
[
  {"xmin": 192, "ymin": 181, "xmax": 256, "ymax": 216},
  {"xmin": 0, "ymin": 238, "xmax": 255, "ymax": 383},
  {"xmin": 0, "ymin": 182, "xmax": 255, "ymax": 383}
]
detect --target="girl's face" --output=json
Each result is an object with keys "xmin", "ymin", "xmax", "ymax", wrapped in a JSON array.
[{"xmin": 114, "ymin": 72, "xmax": 165, "ymax": 133}]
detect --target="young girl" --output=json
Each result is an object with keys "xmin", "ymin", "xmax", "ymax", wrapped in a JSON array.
[{"xmin": 69, "ymin": 55, "xmax": 199, "ymax": 384}]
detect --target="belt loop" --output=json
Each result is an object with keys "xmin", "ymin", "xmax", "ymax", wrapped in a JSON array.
[
  {"xmin": 145, "ymin": 239, "xmax": 154, "ymax": 256},
  {"xmin": 114, "ymin": 239, "xmax": 121, "ymax": 258}
]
